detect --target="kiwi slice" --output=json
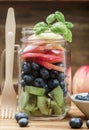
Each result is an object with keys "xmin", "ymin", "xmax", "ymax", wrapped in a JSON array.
[
  {"xmin": 37, "ymin": 96, "xmax": 49, "ymax": 115},
  {"xmin": 25, "ymin": 86, "xmax": 45, "ymax": 96},
  {"xmin": 25, "ymin": 94, "xmax": 37, "ymax": 111},
  {"xmin": 50, "ymin": 86, "xmax": 64, "ymax": 107},
  {"xmin": 25, "ymin": 104, "xmax": 36, "ymax": 112},
  {"xmin": 19, "ymin": 89, "xmax": 30, "ymax": 109},
  {"xmin": 30, "ymin": 107, "xmax": 42, "ymax": 116},
  {"xmin": 51, "ymin": 100, "xmax": 64, "ymax": 115}
]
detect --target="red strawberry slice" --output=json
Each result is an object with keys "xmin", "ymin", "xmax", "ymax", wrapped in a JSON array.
[
  {"xmin": 23, "ymin": 45, "xmax": 49, "ymax": 54},
  {"xmin": 37, "ymin": 56, "xmax": 63, "ymax": 63},
  {"xmin": 23, "ymin": 45, "xmax": 38, "ymax": 53},
  {"xmin": 21, "ymin": 52, "xmax": 63, "ymax": 63},
  {"xmin": 23, "ymin": 43, "xmax": 64, "ymax": 55},
  {"xmin": 36, "ymin": 60, "xmax": 65, "ymax": 72}
]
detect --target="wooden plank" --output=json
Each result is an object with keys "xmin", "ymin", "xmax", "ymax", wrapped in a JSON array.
[{"xmin": 0, "ymin": 102, "xmax": 87, "ymax": 130}]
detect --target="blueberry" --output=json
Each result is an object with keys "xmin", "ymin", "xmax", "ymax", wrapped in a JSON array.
[
  {"xmin": 82, "ymin": 96, "xmax": 89, "ymax": 101},
  {"xmin": 60, "ymin": 81, "xmax": 66, "ymax": 89},
  {"xmin": 57, "ymin": 72, "xmax": 65, "ymax": 82},
  {"xmin": 86, "ymin": 93, "xmax": 89, "ymax": 100},
  {"xmin": 62, "ymin": 87, "xmax": 68, "ymax": 97},
  {"xmin": 86, "ymin": 120, "xmax": 89, "ymax": 128},
  {"xmin": 50, "ymin": 70, "xmax": 59, "ymax": 79},
  {"xmin": 43, "ymin": 84, "xmax": 49, "ymax": 94},
  {"xmin": 31, "ymin": 70, "xmax": 39, "ymax": 77},
  {"xmin": 15, "ymin": 112, "xmax": 29, "ymax": 122},
  {"xmin": 40, "ymin": 68, "xmax": 49, "ymax": 79},
  {"xmin": 87, "ymin": 93, "xmax": 89, "ymax": 97},
  {"xmin": 18, "ymin": 118, "xmax": 29, "ymax": 127},
  {"xmin": 31, "ymin": 62, "xmax": 40, "ymax": 71},
  {"xmin": 20, "ymin": 80, "xmax": 26, "ymax": 87},
  {"xmin": 23, "ymin": 75, "xmax": 34, "ymax": 85},
  {"xmin": 21, "ymin": 71, "xmax": 25, "ymax": 78},
  {"xmin": 48, "ymin": 79, "xmax": 59, "ymax": 90},
  {"xmin": 69, "ymin": 118, "xmax": 83, "ymax": 128},
  {"xmin": 55, "ymin": 62, "xmax": 64, "ymax": 67},
  {"xmin": 75, "ymin": 95, "xmax": 84, "ymax": 100},
  {"xmin": 22, "ymin": 61, "xmax": 31, "ymax": 74},
  {"xmin": 33, "ymin": 78, "xmax": 45, "ymax": 87},
  {"xmin": 75, "ymin": 93, "xmax": 89, "ymax": 101}
]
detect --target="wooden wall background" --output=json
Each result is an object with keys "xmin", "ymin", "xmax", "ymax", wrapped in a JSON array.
[{"xmin": 0, "ymin": 0, "xmax": 89, "ymax": 83}]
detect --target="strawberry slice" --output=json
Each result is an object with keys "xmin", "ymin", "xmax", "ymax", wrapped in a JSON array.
[
  {"xmin": 23, "ymin": 45, "xmax": 38, "ymax": 53},
  {"xmin": 21, "ymin": 52, "xmax": 56, "ymax": 59},
  {"xmin": 23, "ymin": 42, "xmax": 65, "ymax": 55},
  {"xmin": 38, "ymin": 56, "xmax": 63, "ymax": 63},
  {"xmin": 21, "ymin": 52, "xmax": 63, "ymax": 63},
  {"xmin": 36, "ymin": 60, "xmax": 65, "ymax": 72},
  {"xmin": 23, "ymin": 45, "xmax": 49, "ymax": 54}
]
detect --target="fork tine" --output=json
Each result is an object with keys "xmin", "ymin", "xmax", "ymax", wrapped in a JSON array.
[
  {"xmin": 1, "ymin": 107, "xmax": 16, "ymax": 119},
  {"xmin": 8, "ymin": 108, "xmax": 12, "ymax": 119},
  {"xmin": 1, "ymin": 107, "xmax": 5, "ymax": 118},
  {"xmin": 12, "ymin": 109, "xmax": 16, "ymax": 118},
  {"xmin": 5, "ymin": 107, "xmax": 8, "ymax": 118},
  {"xmin": 8, "ymin": 108, "xmax": 16, "ymax": 119}
]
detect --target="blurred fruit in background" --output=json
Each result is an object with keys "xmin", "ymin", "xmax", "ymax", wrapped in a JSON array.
[{"xmin": 73, "ymin": 65, "xmax": 89, "ymax": 94}]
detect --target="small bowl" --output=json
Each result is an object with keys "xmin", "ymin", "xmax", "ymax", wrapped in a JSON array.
[{"xmin": 71, "ymin": 93, "xmax": 89, "ymax": 118}]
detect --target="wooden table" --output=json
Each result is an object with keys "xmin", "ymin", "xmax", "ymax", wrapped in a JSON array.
[{"xmin": 0, "ymin": 102, "xmax": 87, "ymax": 130}]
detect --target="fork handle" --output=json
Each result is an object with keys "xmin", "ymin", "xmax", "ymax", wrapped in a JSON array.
[{"xmin": 5, "ymin": 8, "xmax": 16, "ymax": 82}]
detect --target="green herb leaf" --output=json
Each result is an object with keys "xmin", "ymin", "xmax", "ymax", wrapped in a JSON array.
[
  {"xmin": 50, "ymin": 22, "xmax": 67, "ymax": 34},
  {"xmin": 65, "ymin": 21, "xmax": 74, "ymax": 29},
  {"xmin": 33, "ymin": 11, "xmax": 74, "ymax": 42},
  {"xmin": 46, "ymin": 13, "xmax": 56, "ymax": 24},
  {"xmin": 34, "ymin": 26, "xmax": 48, "ymax": 35},
  {"xmin": 33, "ymin": 22, "xmax": 48, "ymax": 34},
  {"xmin": 33, "ymin": 22, "xmax": 47, "ymax": 30},
  {"xmin": 63, "ymin": 29, "xmax": 72, "ymax": 42},
  {"xmin": 55, "ymin": 11, "xmax": 65, "ymax": 23}
]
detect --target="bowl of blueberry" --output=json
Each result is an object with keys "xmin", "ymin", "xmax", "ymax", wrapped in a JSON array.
[{"xmin": 71, "ymin": 93, "xmax": 89, "ymax": 118}]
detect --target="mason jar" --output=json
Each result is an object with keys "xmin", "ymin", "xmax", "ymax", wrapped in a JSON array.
[{"xmin": 18, "ymin": 27, "xmax": 71, "ymax": 120}]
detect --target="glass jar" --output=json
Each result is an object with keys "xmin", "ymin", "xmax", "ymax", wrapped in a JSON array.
[{"xmin": 18, "ymin": 28, "xmax": 71, "ymax": 120}]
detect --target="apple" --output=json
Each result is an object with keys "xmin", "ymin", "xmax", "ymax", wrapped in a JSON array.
[{"xmin": 73, "ymin": 65, "xmax": 89, "ymax": 94}]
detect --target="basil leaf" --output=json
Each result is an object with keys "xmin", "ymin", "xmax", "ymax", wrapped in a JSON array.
[
  {"xmin": 65, "ymin": 21, "xmax": 74, "ymax": 29},
  {"xmin": 33, "ymin": 22, "xmax": 47, "ymax": 31},
  {"xmin": 55, "ymin": 11, "xmax": 65, "ymax": 23},
  {"xmin": 33, "ymin": 22, "xmax": 48, "ymax": 34},
  {"xmin": 34, "ymin": 26, "xmax": 48, "ymax": 35},
  {"xmin": 46, "ymin": 13, "xmax": 56, "ymax": 24},
  {"xmin": 63, "ymin": 29, "xmax": 72, "ymax": 42},
  {"xmin": 50, "ymin": 22, "xmax": 67, "ymax": 34}
]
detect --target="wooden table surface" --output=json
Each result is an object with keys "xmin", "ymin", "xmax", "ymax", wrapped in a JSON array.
[{"xmin": 0, "ymin": 102, "xmax": 88, "ymax": 130}]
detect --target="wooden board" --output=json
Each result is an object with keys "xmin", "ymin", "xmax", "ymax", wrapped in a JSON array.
[{"xmin": 0, "ymin": 102, "xmax": 88, "ymax": 130}]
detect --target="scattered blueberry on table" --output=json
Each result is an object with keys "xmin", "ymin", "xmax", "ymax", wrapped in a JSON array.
[
  {"xmin": 69, "ymin": 118, "xmax": 83, "ymax": 128},
  {"xmin": 18, "ymin": 118, "xmax": 29, "ymax": 127},
  {"xmin": 86, "ymin": 120, "xmax": 89, "ymax": 128},
  {"xmin": 15, "ymin": 112, "xmax": 29, "ymax": 127},
  {"xmin": 69, "ymin": 117, "xmax": 89, "ymax": 129}
]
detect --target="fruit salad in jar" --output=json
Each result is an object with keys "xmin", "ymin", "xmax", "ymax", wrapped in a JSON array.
[{"xmin": 19, "ymin": 11, "xmax": 73, "ymax": 119}]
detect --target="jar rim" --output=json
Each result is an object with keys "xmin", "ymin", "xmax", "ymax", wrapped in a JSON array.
[
  {"xmin": 21, "ymin": 27, "xmax": 34, "ymax": 34},
  {"xmin": 21, "ymin": 27, "xmax": 67, "ymax": 43}
]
